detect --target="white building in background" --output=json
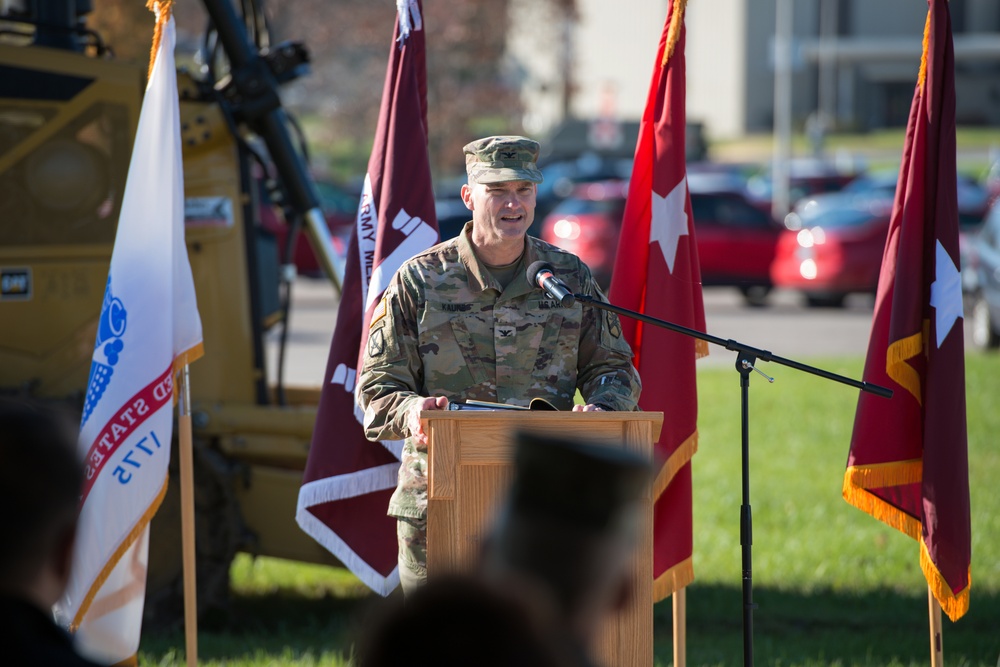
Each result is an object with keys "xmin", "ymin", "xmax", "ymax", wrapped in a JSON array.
[
  {"xmin": 565, "ymin": 0, "xmax": 666, "ymax": 121},
  {"xmin": 509, "ymin": 0, "xmax": 1000, "ymax": 148}
]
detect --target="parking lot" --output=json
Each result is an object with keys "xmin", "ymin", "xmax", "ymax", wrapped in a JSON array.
[{"xmin": 268, "ymin": 279, "xmax": 886, "ymax": 387}]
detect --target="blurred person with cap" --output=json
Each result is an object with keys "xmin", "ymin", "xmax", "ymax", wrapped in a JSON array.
[
  {"xmin": 479, "ymin": 431, "xmax": 651, "ymax": 667},
  {"xmin": 356, "ymin": 573, "xmax": 571, "ymax": 667},
  {"xmin": 358, "ymin": 135, "xmax": 641, "ymax": 594},
  {"xmin": 0, "ymin": 398, "xmax": 103, "ymax": 667},
  {"xmin": 355, "ymin": 431, "xmax": 650, "ymax": 667}
]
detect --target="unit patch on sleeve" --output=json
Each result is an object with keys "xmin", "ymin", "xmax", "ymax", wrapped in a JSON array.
[
  {"xmin": 606, "ymin": 311, "xmax": 622, "ymax": 339},
  {"xmin": 368, "ymin": 327, "xmax": 386, "ymax": 357}
]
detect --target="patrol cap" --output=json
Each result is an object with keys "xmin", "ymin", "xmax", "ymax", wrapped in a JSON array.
[
  {"xmin": 506, "ymin": 431, "xmax": 651, "ymax": 530},
  {"xmin": 464, "ymin": 135, "xmax": 544, "ymax": 185}
]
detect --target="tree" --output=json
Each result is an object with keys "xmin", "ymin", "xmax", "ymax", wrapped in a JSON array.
[{"xmin": 87, "ymin": 0, "xmax": 576, "ymax": 180}]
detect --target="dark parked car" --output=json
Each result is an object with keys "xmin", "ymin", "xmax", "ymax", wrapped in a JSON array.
[
  {"xmin": 435, "ymin": 195, "xmax": 471, "ymax": 242},
  {"xmin": 970, "ymin": 199, "xmax": 1000, "ymax": 350},
  {"xmin": 745, "ymin": 158, "xmax": 862, "ymax": 210},
  {"xmin": 539, "ymin": 179, "xmax": 782, "ymax": 305},
  {"xmin": 535, "ymin": 153, "xmax": 634, "ymax": 223}
]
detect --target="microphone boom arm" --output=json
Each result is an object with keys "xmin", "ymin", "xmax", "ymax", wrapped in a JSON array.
[
  {"xmin": 572, "ymin": 288, "xmax": 890, "ymax": 667},
  {"xmin": 572, "ymin": 292, "xmax": 892, "ymax": 398}
]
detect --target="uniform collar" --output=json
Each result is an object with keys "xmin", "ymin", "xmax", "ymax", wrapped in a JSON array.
[{"xmin": 457, "ymin": 222, "xmax": 537, "ymax": 300}]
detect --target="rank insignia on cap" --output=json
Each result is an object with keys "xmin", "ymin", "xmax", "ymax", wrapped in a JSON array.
[
  {"xmin": 606, "ymin": 312, "xmax": 622, "ymax": 339},
  {"xmin": 368, "ymin": 327, "xmax": 386, "ymax": 357},
  {"xmin": 370, "ymin": 296, "xmax": 387, "ymax": 328}
]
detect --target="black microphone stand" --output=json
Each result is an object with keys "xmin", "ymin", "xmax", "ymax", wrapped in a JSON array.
[{"xmin": 573, "ymin": 291, "xmax": 892, "ymax": 667}]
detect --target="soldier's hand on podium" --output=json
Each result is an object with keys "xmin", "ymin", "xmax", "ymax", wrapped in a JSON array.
[
  {"xmin": 572, "ymin": 403, "xmax": 607, "ymax": 412},
  {"xmin": 408, "ymin": 395, "xmax": 450, "ymax": 445}
]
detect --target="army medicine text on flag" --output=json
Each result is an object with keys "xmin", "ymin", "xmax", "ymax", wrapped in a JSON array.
[{"xmin": 296, "ymin": 0, "xmax": 438, "ymax": 596}]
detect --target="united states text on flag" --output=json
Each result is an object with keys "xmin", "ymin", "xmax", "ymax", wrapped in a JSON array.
[{"xmin": 54, "ymin": 6, "xmax": 203, "ymax": 662}]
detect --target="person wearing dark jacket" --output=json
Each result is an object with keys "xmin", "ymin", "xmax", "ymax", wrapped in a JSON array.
[{"xmin": 0, "ymin": 398, "xmax": 102, "ymax": 667}]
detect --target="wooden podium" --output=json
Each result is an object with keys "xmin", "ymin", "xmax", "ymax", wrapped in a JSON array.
[{"xmin": 422, "ymin": 410, "xmax": 663, "ymax": 667}]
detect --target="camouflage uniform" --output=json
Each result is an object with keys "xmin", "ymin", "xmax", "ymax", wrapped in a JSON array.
[{"xmin": 357, "ymin": 222, "xmax": 641, "ymax": 588}]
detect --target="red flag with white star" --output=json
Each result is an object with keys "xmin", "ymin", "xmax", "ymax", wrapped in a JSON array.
[
  {"xmin": 844, "ymin": 0, "xmax": 970, "ymax": 621},
  {"xmin": 609, "ymin": 0, "xmax": 706, "ymax": 601}
]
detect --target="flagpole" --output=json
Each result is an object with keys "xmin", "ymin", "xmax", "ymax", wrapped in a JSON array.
[
  {"xmin": 178, "ymin": 364, "xmax": 199, "ymax": 667},
  {"xmin": 928, "ymin": 586, "xmax": 943, "ymax": 667},
  {"xmin": 673, "ymin": 587, "xmax": 687, "ymax": 667}
]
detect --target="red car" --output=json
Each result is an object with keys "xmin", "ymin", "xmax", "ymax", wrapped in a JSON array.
[
  {"xmin": 540, "ymin": 181, "xmax": 625, "ymax": 289},
  {"xmin": 539, "ymin": 180, "xmax": 782, "ymax": 305},
  {"xmin": 770, "ymin": 196, "xmax": 892, "ymax": 307},
  {"xmin": 772, "ymin": 176, "xmax": 991, "ymax": 307},
  {"xmin": 688, "ymin": 188, "xmax": 782, "ymax": 304}
]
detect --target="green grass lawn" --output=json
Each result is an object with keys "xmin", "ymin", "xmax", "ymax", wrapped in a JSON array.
[
  {"xmin": 138, "ymin": 353, "xmax": 1000, "ymax": 666},
  {"xmin": 711, "ymin": 126, "xmax": 1000, "ymax": 176},
  {"xmin": 672, "ymin": 354, "xmax": 1000, "ymax": 666}
]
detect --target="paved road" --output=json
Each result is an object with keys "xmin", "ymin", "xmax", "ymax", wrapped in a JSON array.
[
  {"xmin": 267, "ymin": 279, "xmax": 883, "ymax": 387},
  {"xmin": 696, "ymin": 288, "xmax": 875, "ymax": 368}
]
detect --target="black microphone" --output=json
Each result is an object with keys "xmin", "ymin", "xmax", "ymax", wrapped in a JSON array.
[{"xmin": 526, "ymin": 261, "xmax": 575, "ymax": 307}]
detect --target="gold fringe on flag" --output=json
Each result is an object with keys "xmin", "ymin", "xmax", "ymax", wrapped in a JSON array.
[
  {"xmin": 843, "ymin": 461, "xmax": 923, "ymax": 541},
  {"xmin": 920, "ymin": 537, "xmax": 970, "ymax": 622},
  {"xmin": 651, "ymin": 430, "xmax": 697, "ymax": 599},
  {"xmin": 661, "ymin": 0, "xmax": 688, "ymax": 67},
  {"xmin": 146, "ymin": 0, "xmax": 174, "ymax": 81},
  {"xmin": 653, "ymin": 431, "xmax": 698, "ymax": 500},
  {"xmin": 845, "ymin": 459, "xmax": 922, "ymax": 489},
  {"xmin": 654, "ymin": 555, "xmax": 694, "ymax": 601}
]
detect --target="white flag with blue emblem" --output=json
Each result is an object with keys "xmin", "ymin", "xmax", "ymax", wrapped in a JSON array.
[{"xmin": 54, "ymin": 8, "xmax": 203, "ymax": 664}]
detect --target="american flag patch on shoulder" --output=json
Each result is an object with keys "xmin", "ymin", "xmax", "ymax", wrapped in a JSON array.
[{"xmin": 370, "ymin": 297, "xmax": 387, "ymax": 328}]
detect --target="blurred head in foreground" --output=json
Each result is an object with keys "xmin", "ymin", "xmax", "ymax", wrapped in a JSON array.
[
  {"xmin": 480, "ymin": 431, "xmax": 652, "ymax": 651},
  {"xmin": 357, "ymin": 574, "xmax": 569, "ymax": 667},
  {"xmin": 356, "ymin": 431, "xmax": 650, "ymax": 667},
  {"xmin": 0, "ymin": 397, "xmax": 83, "ymax": 610},
  {"xmin": 0, "ymin": 398, "xmax": 105, "ymax": 667}
]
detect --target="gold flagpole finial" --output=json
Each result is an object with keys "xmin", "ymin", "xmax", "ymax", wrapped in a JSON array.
[
  {"xmin": 662, "ymin": 0, "xmax": 689, "ymax": 67},
  {"xmin": 146, "ymin": 0, "xmax": 174, "ymax": 80},
  {"xmin": 917, "ymin": 6, "xmax": 932, "ymax": 91}
]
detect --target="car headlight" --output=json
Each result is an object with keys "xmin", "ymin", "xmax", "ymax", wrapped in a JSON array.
[{"xmin": 553, "ymin": 218, "xmax": 581, "ymax": 241}]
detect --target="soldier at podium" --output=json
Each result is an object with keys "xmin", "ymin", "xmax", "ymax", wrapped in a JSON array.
[{"xmin": 357, "ymin": 135, "xmax": 642, "ymax": 594}]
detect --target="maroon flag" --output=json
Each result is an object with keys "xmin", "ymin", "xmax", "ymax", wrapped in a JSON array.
[
  {"xmin": 844, "ymin": 0, "xmax": 970, "ymax": 621},
  {"xmin": 296, "ymin": 0, "xmax": 438, "ymax": 595},
  {"xmin": 609, "ymin": 0, "xmax": 706, "ymax": 601}
]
